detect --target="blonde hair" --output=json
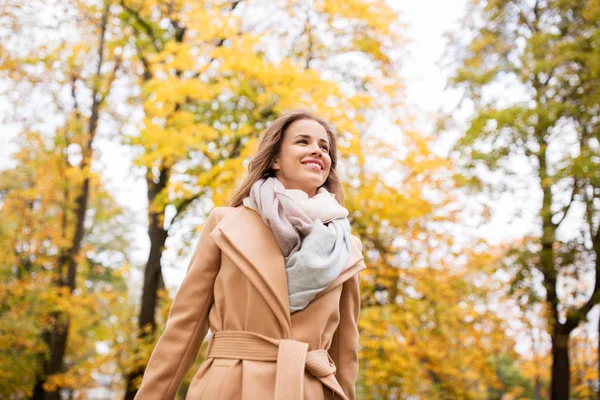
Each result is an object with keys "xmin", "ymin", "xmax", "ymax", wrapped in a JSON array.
[{"xmin": 227, "ymin": 109, "xmax": 344, "ymax": 207}]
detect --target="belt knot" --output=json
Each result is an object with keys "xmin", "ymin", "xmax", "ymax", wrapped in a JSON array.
[{"xmin": 207, "ymin": 331, "xmax": 347, "ymax": 400}]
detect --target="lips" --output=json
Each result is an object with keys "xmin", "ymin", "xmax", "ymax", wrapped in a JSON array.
[{"xmin": 301, "ymin": 158, "xmax": 324, "ymax": 170}]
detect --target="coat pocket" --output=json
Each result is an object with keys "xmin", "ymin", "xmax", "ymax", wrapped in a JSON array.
[{"xmin": 194, "ymin": 358, "xmax": 238, "ymax": 400}]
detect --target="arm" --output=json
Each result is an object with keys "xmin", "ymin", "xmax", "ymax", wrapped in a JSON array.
[
  {"xmin": 134, "ymin": 207, "xmax": 225, "ymax": 400},
  {"xmin": 328, "ymin": 271, "xmax": 362, "ymax": 400}
]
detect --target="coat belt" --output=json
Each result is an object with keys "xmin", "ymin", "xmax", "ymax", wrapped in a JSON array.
[{"xmin": 206, "ymin": 330, "xmax": 348, "ymax": 400}]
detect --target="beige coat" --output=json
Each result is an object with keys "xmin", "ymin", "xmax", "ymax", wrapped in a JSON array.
[{"xmin": 134, "ymin": 205, "xmax": 365, "ymax": 400}]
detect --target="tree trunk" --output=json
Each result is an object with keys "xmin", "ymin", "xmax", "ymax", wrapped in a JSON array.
[
  {"xmin": 30, "ymin": 3, "xmax": 109, "ymax": 397},
  {"xmin": 123, "ymin": 203, "xmax": 168, "ymax": 400},
  {"xmin": 551, "ymin": 329, "xmax": 570, "ymax": 400},
  {"xmin": 32, "ymin": 183, "xmax": 90, "ymax": 399}
]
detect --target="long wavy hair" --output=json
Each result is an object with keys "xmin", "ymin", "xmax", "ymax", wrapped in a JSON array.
[{"xmin": 227, "ymin": 109, "xmax": 344, "ymax": 207}]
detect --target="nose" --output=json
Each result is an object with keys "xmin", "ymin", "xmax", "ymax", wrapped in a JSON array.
[{"xmin": 309, "ymin": 143, "xmax": 322, "ymax": 156}]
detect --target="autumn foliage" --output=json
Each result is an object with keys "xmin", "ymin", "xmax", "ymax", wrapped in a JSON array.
[{"xmin": 1, "ymin": 0, "xmax": 598, "ymax": 399}]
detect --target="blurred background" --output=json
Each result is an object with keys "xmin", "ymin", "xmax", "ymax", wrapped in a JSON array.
[{"xmin": 1, "ymin": 0, "xmax": 599, "ymax": 399}]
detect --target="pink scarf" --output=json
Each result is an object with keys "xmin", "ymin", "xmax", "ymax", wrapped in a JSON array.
[
  {"xmin": 242, "ymin": 177, "xmax": 352, "ymax": 312},
  {"xmin": 242, "ymin": 177, "xmax": 348, "ymax": 260}
]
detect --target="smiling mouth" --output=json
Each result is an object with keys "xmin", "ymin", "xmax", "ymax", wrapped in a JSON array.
[{"xmin": 302, "ymin": 162, "xmax": 323, "ymax": 171}]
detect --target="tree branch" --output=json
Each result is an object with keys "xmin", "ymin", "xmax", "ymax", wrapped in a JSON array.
[
  {"xmin": 553, "ymin": 179, "xmax": 578, "ymax": 229},
  {"xmin": 120, "ymin": 0, "xmax": 161, "ymax": 52}
]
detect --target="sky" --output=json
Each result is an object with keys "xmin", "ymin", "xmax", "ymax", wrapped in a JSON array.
[{"xmin": 392, "ymin": 0, "xmax": 466, "ymax": 117}]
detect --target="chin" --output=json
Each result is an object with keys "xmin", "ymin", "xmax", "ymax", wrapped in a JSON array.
[{"xmin": 303, "ymin": 175, "xmax": 324, "ymax": 187}]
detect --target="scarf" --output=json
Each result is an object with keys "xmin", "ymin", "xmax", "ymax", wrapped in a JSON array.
[{"xmin": 242, "ymin": 177, "xmax": 351, "ymax": 312}]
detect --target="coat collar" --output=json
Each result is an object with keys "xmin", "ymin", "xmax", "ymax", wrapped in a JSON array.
[{"xmin": 209, "ymin": 206, "xmax": 365, "ymax": 337}]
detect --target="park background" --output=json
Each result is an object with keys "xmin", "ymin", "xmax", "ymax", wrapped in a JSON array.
[{"xmin": 1, "ymin": 0, "xmax": 599, "ymax": 399}]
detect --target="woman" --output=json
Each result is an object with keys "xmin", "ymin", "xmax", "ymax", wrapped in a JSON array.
[{"xmin": 134, "ymin": 109, "xmax": 366, "ymax": 400}]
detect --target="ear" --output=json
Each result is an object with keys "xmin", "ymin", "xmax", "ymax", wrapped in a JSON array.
[{"xmin": 272, "ymin": 158, "xmax": 281, "ymax": 171}]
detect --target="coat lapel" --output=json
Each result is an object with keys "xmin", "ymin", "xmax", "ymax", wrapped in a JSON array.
[
  {"xmin": 210, "ymin": 206, "xmax": 292, "ymax": 335},
  {"xmin": 209, "ymin": 206, "xmax": 365, "ymax": 335}
]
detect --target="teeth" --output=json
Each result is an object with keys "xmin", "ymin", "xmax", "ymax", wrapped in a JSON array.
[{"xmin": 304, "ymin": 162, "xmax": 321, "ymax": 170}]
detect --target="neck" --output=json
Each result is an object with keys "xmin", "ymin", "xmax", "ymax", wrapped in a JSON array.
[{"xmin": 274, "ymin": 177, "xmax": 319, "ymax": 198}]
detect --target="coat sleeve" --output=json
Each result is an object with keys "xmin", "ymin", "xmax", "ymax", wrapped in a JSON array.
[
  {"xmin": 328, "ymin": 270, "xmax": 362, "ymax": 400},
  {"xmin": 134, "ymin": 207, "xmax": 225, "ymax": 400}
]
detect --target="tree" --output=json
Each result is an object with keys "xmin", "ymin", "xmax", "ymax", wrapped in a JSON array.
[
  {"xmin": 445, "ymin": 1, "xmax": 600, "ymax": 398},
  {"xmin": 0, "ymin": 0, "xmax": 128, "ymax": 397},
  {"xmin": 113, "ymin": 0, "xmax": 409, "ymax": 396},
  {"xmin": 0, "ymin": 130, "xmax": 133, "ymax": 398}
]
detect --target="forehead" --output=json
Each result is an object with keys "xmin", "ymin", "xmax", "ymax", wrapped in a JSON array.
[{"xmin": 285, "ymin": 119, "xmax": 329, "ymax": 141}]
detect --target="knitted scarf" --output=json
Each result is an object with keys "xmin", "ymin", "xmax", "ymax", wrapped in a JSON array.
[{"xmin": 242, "ymin": 177, "xmax": 351, "ymax": 312}]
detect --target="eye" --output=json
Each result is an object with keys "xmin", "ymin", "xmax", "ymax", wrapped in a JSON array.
[{"xmin": 320, "ymin": 144, "xmax": 329, "ymax": 151}]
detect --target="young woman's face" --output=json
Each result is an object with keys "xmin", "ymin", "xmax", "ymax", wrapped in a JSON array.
[{"xmin": 272, "ymin": 118, "xmax": 332, "ymax": 197}]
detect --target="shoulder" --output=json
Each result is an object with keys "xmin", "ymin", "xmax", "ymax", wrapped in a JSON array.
[
  {"xmin": 207, "ymin": 205, "xmax": 246, "ymax": 227},
  {"xmin": 204, "ymin": 206, "xmax": 236, "ymax": 227},
  {"xmin": 209, "ymin": 206, "xmax": 237, "ymax": 220}
]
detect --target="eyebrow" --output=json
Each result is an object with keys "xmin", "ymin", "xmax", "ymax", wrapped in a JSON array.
[{"xmin": 294, "ymin": 134, "xmax": 329, "ymax": 144}]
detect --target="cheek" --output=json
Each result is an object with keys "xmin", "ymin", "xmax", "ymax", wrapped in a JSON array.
[
  {"xmin": 325, "ymin": 156, "xmax": 332, "ymax": 170},
  {"xmin": 287, "ymin": 146, "xmax": 303, "ymax": 161}
]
